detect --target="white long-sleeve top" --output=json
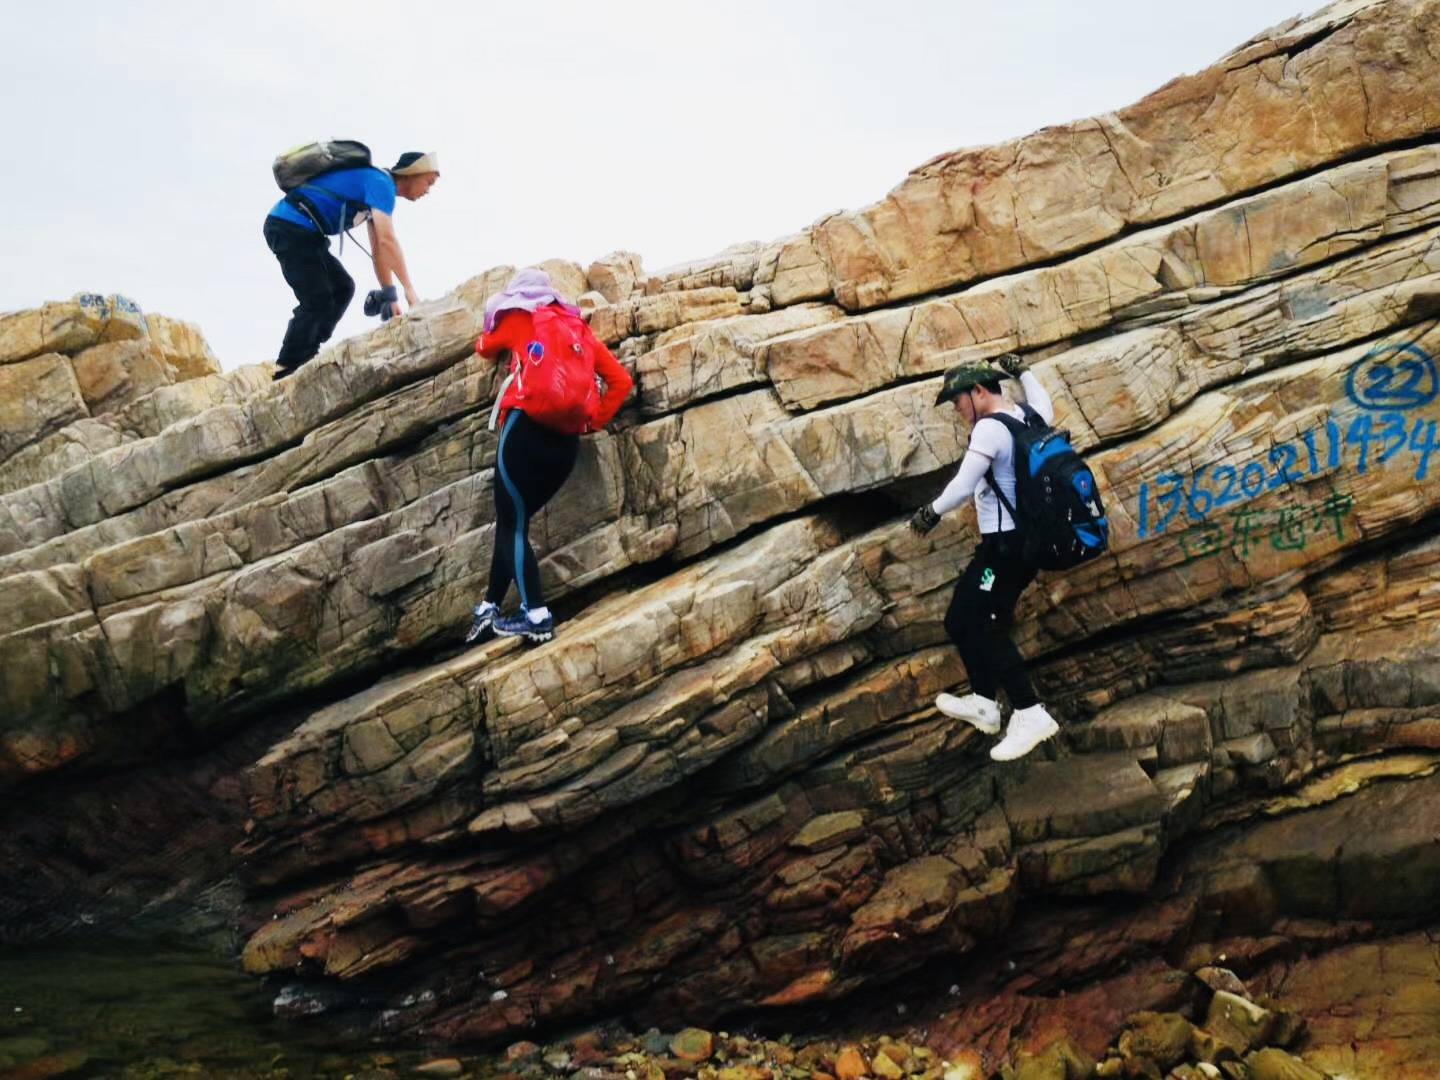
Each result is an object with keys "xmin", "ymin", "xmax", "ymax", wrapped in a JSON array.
[{"xmin": 931, "ymin": 370, "xmax": 1055, "ymax": 533}]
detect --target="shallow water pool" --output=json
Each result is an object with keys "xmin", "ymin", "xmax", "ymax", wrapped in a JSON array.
[{"xmin": 0, "ymin": 939, "xmax": 463, "ymax": 1079}]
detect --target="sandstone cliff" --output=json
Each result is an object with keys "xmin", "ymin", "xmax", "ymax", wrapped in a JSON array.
[{"xmin": 3, "ymin": 1, "xmax": 1440, "ymax": 1075}]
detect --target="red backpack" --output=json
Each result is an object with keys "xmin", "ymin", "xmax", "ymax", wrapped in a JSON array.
[{"xmin": 492, "ymin": 307, "xmax": 602, "ymax": 434}]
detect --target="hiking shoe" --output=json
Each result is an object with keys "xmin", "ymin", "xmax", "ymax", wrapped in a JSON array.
[
  {"xmin": 272, "ymin": 362, "xmax": 299, "ymax": 382},
  {"xmin": 936, "ymin": 692, "xmax": 1002, "ymax": 735},
  {"xmin": 494, "ymin": 609, "xmax": 555, "ymax": 644},
  {"xmin": 990, "ymin": 704, "xmax": 1060, "ymax": 762},
  {"xmin": 464, "ymin": 602, "xmax": 498, "ymax": 645}
]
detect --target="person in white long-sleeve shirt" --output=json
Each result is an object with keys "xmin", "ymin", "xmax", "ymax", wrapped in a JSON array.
[{"xmin": 908, "ymin": 354, "xmax": 1061, "ymax": 761}]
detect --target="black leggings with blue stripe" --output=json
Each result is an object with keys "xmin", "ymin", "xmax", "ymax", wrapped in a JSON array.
[{"xmin": 485, "ymin": 410, "xmax": 579, "ymax": 610}]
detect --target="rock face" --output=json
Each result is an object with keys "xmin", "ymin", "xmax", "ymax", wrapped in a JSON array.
[
  {"xmin": 4, "ymin": 0, "xmax": 1440, "ymax": 1068},
  {"xmin": 0, "ymin": 293, "xmax": 238, "ymax": 497}
]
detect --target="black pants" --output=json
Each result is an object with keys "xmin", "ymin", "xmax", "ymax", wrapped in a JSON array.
[
  {"xmin": 487, "ymin": 411, "xmax": 580, "ymax": 610},
  {"xmin": 944, "ymin": 531, "xmax": 1039, "ymax": 709},
  {"xmin": 263, "ymin": 216, "xmax": 354, "ymax": 368}
]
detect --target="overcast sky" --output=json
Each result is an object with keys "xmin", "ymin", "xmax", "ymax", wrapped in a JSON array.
[{"xmin": 4, "ymin": 0, "xmax": 1309, "ymax": 370}]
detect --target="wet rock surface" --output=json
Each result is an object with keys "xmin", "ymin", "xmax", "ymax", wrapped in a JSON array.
[{"xmin": 3, "ymin": 0, "xmax": 1440, "ymax": 1073}]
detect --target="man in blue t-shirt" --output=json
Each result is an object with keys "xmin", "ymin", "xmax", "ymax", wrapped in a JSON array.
[{"xmin": 263, "ymin": 150, "xmax": 440, "ymax": 379}]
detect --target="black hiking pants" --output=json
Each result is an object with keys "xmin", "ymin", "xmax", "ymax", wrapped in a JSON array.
[
  {"xmin": 486, "ymin": 410, "xmax": 580, "ymax": 611},
  {"xmin": 944, "ymin": 530, "xmax": 1040, "ymax": 709},
  {"xmin": 263, "ymin": 216, "xmax": 355, "ymax": 369}
]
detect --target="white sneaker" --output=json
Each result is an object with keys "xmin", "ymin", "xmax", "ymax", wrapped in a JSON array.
[
  {"xmin": 936, "ymin": 693, "xmax": 1002, "ymax": 735},
  {"xmin": 990, "ymin": 704, "xmax": 1060, "ymax": 761}
]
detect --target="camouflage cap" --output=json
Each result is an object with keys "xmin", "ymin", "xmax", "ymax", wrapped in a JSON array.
[{"xmin": 934, "ymin": 362, "xmax": 1003, "ymax": 405}]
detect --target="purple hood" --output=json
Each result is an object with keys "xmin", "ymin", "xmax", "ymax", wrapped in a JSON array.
[{"xmin": 483, "ymin": 268, "xmax": 582, "ymax": 333}]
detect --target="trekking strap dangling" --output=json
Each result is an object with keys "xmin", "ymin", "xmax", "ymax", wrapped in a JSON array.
[
  {"xmin": 488, "ymin": 373, "xmax": 515, "ymax": 431},
  {"xmin": 291, "ymin": 195, "xmax": 327, "ymax": 236},
  {"xmin": 291, "ymin": 180, "xmax": 372, "ymax": 258},
  {"xmin": 342, "ymin": 224, "xmax": 371, "ymax": 258},
  {"xmin": 488, "ymin": 350, "xmax": 519, "ymax": 431}
]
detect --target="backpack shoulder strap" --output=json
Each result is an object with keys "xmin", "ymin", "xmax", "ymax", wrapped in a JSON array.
[
  {"xmin": 983, "ymin": 409, "xmax": 1029, "ymax": 436},
  {"xmin": 980, "ymin": 410, "xmax": 1030, "ymax": 532},
  {"xmin": 989, "ymin": 403, "xmax": 1047, "ymax": 431},
  {"xmin": 984, "ymin": 463, "xmax": 1019, "ymax": 535},
  {"xmin": 1016, "ymin": 401, "xmax": 1047, "ymax": 428}
]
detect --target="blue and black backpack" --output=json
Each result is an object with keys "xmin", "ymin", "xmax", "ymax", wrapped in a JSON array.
[{"xmin": 984, "ymin": 405, "xmax": 1109, "ymax": 570}]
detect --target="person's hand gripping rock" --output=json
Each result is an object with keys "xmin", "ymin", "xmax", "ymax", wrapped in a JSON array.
[
  {"xmin": 995, "ymin": 352, "xmax": 1027, "ymax": 378},
  {"xmin": 909, "ymin": 503, "xmax": 941, "ymax": 535}
]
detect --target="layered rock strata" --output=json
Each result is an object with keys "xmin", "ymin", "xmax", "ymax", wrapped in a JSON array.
[
  {"xmin": 0, "ymin": 293, "xmax": 237, "ymax": 495},
  {"xmin": 3, "ymin": 0, "xmax": 1440, "ymax": 1069}
]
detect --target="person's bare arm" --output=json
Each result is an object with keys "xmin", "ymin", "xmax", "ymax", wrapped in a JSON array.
[{"xmin": 369, "ymin": 212, "xmax": 419, "ymax": 314}]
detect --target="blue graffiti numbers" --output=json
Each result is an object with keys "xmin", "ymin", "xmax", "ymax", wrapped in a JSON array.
[
  {"xmin": 1136, "ymin": 412, "xmax": 1439, "ymax": 539},
  {"xmin": 1134, "ymin": 347, "xmax": 1428, "ymax": 544},
  {"xmin": 1178, "ymin": 490, "xmax": 1355, "ymax": 564},
  {"xmin": 1345, "ymin": 343, "xmax": 1439, "ymax": 412}
]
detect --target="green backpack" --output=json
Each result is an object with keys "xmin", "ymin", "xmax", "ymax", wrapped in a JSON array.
[{"xmin": 272, "ymin": 139, "xmax": 371, "ymax": 192}]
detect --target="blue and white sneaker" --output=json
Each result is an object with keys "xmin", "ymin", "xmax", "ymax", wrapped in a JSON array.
[
  {"xmin": 464, "ymin": 602, "xmax": 498, "ymax": 644},
  {"xmin": 494, "ymin": 607, "xmax": 555, "ymax": 644}
]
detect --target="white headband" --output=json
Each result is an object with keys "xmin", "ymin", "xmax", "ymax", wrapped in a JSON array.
[{"xmin": 392, "ymin": 152, "xmax": 440, "ymax": 176}]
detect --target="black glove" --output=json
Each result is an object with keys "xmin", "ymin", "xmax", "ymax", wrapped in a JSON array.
[
  {"xmin": 909, "ymin": 504, "xmax": 941, "ymax": 535},
  {"xmin": 995, "ymin": 352, "xmax": 1027, "ymax": 378},
  {"xmin": 363, "ymin": 285, "xmax": 399, "ymax": 322}
]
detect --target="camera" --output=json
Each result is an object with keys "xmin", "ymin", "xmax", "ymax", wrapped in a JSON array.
[{"xmin": 363, "ymin": 285, "xmax": 398, "ymax": 321}]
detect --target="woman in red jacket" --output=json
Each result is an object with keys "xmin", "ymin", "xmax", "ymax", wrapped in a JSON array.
[{"xmin": 466, "ymin": 269, "xmax": 633, "ymax": 645}]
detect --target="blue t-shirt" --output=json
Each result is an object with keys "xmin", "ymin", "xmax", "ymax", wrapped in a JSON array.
[{"xmin": 268, "ymin": 167, "xmax": 397, "ymax": 234}]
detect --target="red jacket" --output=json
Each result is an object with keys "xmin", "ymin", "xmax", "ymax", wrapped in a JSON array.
[{"xmin": 478, "ymin": 307, "xmax": 633, "ymax": 431}]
